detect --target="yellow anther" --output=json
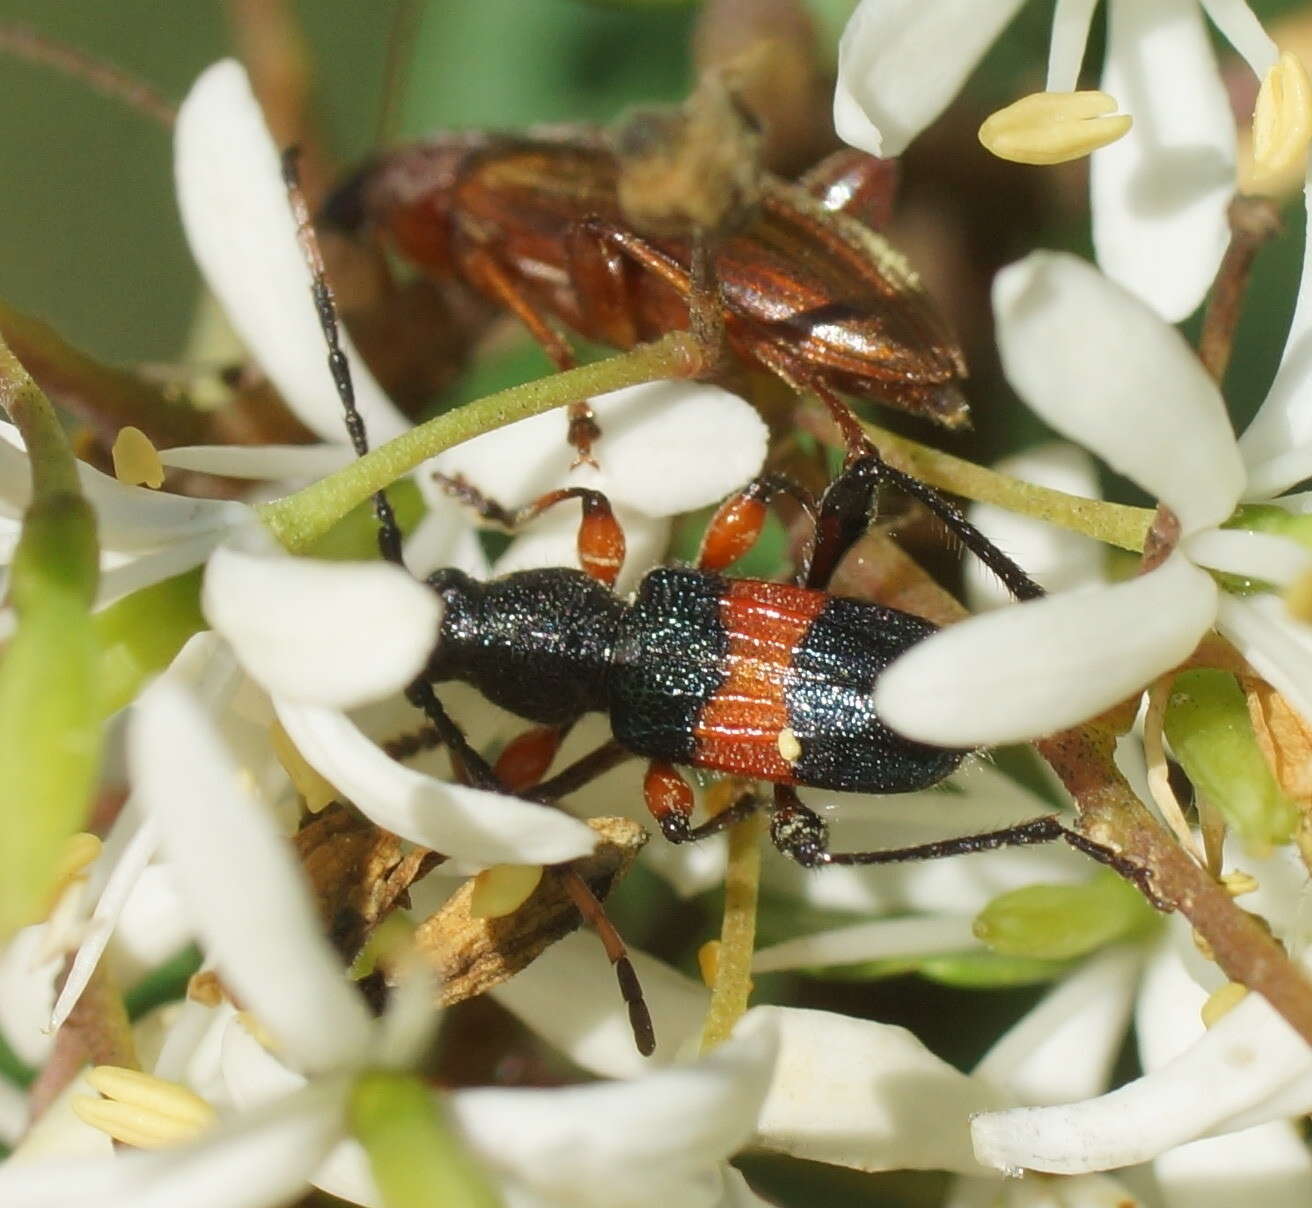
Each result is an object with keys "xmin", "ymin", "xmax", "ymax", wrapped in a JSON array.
[
  {"xmin": 1201, "ymin": 981, "xmax": 1249, "ymax": 1028},
  {"xmin": 47, "ymin": 832, "xmax": 101, "ymax": 908},
  {"xmin": 469, "ymin": 864, "xmax": 543, "ymax": 919},
  {"xmin": 186, "ymin": 970, "xmax": 224, "ymax": 1007},
  {"xmin": 73, "ymin": 1065, "xmax": 216, "ymax": 1149},
  {"xmin": 1242, "ymin": 51, "xmax": 1312, "ymax": 199},
  {"xmin": 1220, "ymin": 870, "xmax": 1259, "ymax": 897},
  {"xmin": 270, "ymin": 722, "xmax": 338, "ymax": 813},
  {"xmin": 1285, "ymin": 567, "xmax": 1312, "ymax": 624},
  {"xmin": 111, "ymin": 426, "xmax": 165, "ymax": 489},
  {"xmin": 979, "ymin": 90, "xmax": 1132, "ymax": 165},
  {"xmin": 698, "ymin": 939, "xmax": 720, "ymax": 988}
]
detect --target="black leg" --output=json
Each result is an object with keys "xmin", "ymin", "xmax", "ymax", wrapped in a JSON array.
[
  {"xmin": 768, "ymin": 784, "xmax": 1070, "ymax": 868},
  {"xmin": 804, "ymin": 449, "xmax": 1043, "ymax": 600}
]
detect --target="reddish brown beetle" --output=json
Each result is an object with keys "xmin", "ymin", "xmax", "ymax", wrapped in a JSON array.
[{"xmin": 323, "ymin": 131, "xmax": 968, "ymax": 458}]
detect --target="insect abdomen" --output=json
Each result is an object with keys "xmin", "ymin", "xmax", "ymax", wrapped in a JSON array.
[{"xmin": 609, "ymin": 568, "xmax": 962, "ymax": 792}]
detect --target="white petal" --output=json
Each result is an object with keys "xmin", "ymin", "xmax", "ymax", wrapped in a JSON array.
[
  {"xmin": 94, "ymin": 534, "xmax": 227, "ymax": 614},
  {"xmin": 51, "ymin": 817, "xmax": 159, "ymax": 1032},
  {"xmin": 754, "ymin": 1006, "xmax": 1001, "ymax": 1174},
  {"xmin": 403, "ymin": 495, "xmax": 490, "ymax": 580},
  {"xmin": 993, "ymin": 252, "xmax": 1244, "ymax": 531},
  {"xmin": 0, "ymin": 1079, "xmax": 346, "ymax": 1208},
  {"xmin": 0, "ymin": 422, "xmax": 245, "ymax": 551},
  {"xmin": 833, "ymin": 0, "xmax": 1026, "ymax": 158},
  {"xmin": 433, "ymin": 380, "xmax": 766, "ymax": 517},
  {"xmin": 876, "ymin": 553, "xmax": 1219, "ymax": 746},
  {"xmin": 4, "ymin": 1071, "xmax": 113, "ymax": 1163},
  {"xmin": 203, "ymin": 542, "xmax": 442, "ymax": 708},
  {"xmin": 491, "ymin": 931, "xmax": 708, "ymax": 1078},
  {"xmin": 1241, "ymin": 172, "xmax": 1312, "ymax": 497},
  {"xmin": 492, "ymin": 503, "xmax": 670, "ymax": 597},
  {"xmin": 130, "ymin": 679, "xmax": 375, "ymax": 1073},
  {"xmin": 274, "ymin": 699, "xmax": 598, "ymax": 865},
  {"xmin": 158, "ymin": 444, "xmax": 355, "ymax": 480},
  {"xmin": 1197, "ymin": 0, "xmax": 1278, "ymax": 76},
  {"xmin": 1091, "ymin": 0, "xmax": 1236, "ymax": 322},
  {"xmin": 373, "ymin": 967, "xmax": 441, "ymax": 1071},
  {"xmin": 965, "ymin": 442, "xmax": 1105, "ymax": 610},
  {"xmin": 1216, "ymin": 592, "xmax": 1312, "ymax": 725},
  {"xmin": 1184, "ymin": 527, "xmax": 1312, "ymax": 587},
  {"xmin": 1156, "ymin": 1121, "xmax": 1312, "ymax": 1208},
  {"xmin": 174, "ymin": 61, "xmax": 406, "ymax": 446},
  {"xmin": 0, "ymin": 1076, "xmax": 26, "ymax": 1147},
  {"xmin": 0, "ymin": 925, "xmax": 61, "ymax": 1066},
  {"xmin": 752, "ymin": 914, "xmax": 980, "ymax": 974},
  {"xmin": 974, "ymin": 947, "xmax": 1141, "ymax": 1105},
  {"xmin": 453, "ymin": 1010, "xmax": 778, "ymax": 1208},
  {"xmin": 971, "ymin": 987, "xmax": 1312, "ymax": 1174}
]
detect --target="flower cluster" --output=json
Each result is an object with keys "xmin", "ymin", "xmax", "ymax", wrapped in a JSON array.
[{"xmin": 3, "ymin": 3, "xmax": 1312, "ymax": 1206}]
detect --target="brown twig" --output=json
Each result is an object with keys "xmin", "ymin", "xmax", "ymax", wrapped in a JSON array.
[
  {"xmin": 1198, "ymin": 195, "xmax": 1283, "ymax": 383},
  {"xmin": 857, "ymin": 529, "xmax": 1312, "ymax": 1046}
]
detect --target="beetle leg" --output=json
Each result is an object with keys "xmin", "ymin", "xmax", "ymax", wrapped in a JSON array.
[
  {"xmin": 804, "ymin": 452, "xmax": 1043, "ymax": 600},
  {"xmin": 578, "ymin": 216, "xmax": 729, "ymax": 367},
  {"xmin": 696, "ymin": 473, "xmax": 816, "ymax": 572},
  {"xmin": 433, "ymin": 474, "xmax": 626, "ymax": 589},
  {"xmin": 643, "ymin": 762, "xmax": 762, "ymax": 844},
  {"xmin": 494, "ymin": 723, "xmax": 573, "ymax": 793},
  {"xmin": 799, "ymin": 148, "xmax": 899, "ymax": 230},
  {"xmin": 561, "ymin": 871, "xmax": 656, "ymax": 1055},
  {"xmin": 458, "ymin": 244, "xmax": 601, "ymax": 464},
  {"xmin": 769, "ymin": 784, "xmax": 1069, "ymax": 868},
  {"xmin": 564, "ymin": 221, "xmax": 639, "ymax": 349}
]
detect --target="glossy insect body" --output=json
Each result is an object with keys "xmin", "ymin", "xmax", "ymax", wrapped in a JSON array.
[
  {"xmin": 327, "ymin": 133, "xmax": 969, "ymax": 429},
  {"xmin": 425, "ymin": 563, "xmax": 961, "ymax": 795}
]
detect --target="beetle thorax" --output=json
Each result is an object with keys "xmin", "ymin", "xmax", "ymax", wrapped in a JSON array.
[{"xmin": 424, "ymin": 567, "xmax": 625, "ymax": 726}]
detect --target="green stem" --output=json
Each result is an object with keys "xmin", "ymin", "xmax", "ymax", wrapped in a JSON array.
[
  {"xmin": 258, "ymin": 333, "xmax": 700, "ymax": 552},
  {"xmin": 0, "ymin": 335, "xmax": 101, "ymax": 941},
  {"xmin": 351, "ymin": 1071, "xmax": 502, "ymax": 1208},
  {"xmin": 701, "ymin": 809, "xmax": 766, "ymax": 1052},
  {"xmin": 857, "ymin": 419, "xmax": 1153, "ymax": 553}
]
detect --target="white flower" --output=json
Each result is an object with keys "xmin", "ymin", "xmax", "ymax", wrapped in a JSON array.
[
  {"xmin": 969, "ymin": 845, "xmax": 1312, "ymax": 1196},
  {"xmin": 0, "ymin": 675, "xmax": 783, "ymax": 1208},
  {"xmin": 490, "ymin": 930, "xmax": 1008, "ymax": 1178},
  {"xmin": 876, "ymin": 240, "xmax": 1312, "ymax": 747},
  {"xmin": 834, "ymin": 0, "xmax": 1278, "ymax": 320}
]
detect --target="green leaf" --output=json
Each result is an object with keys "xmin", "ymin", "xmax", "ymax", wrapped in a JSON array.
[
  {"xmin": 1164, "ymin": 669, "xmax": 1299, "ymax": 850},
  {"xmin": 973, "ymin": 870, "xmax": 1157, "ymax": 960}
]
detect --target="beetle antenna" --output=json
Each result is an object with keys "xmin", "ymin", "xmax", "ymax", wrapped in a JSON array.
[
  {"xmin": 281, "ymin": 146, "xmax": 404, "ymax": 565},
  {"xmin": 0, "ymin": 22, "xmax": 176, "ymax": 129}
]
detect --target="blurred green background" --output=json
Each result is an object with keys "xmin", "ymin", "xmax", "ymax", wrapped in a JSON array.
[{"xmin": 1, "ymin": 2, "xmax": 1309, "ymax": 1204}]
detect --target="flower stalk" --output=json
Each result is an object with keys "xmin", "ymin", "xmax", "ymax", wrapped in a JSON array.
[
  {"xmin": 0, "ymin": 332, "xmax": 102, "ymax": 941},
  {"xmin": 700, "ymin": 800, "xmax": 766, "ymax": 1052},
  {"xmin": 866, "ymin": 522, "xmax": 1312, "ymax": 1048},
  {"xmin": 851, "ymin": 415, "xmax": 1154, "ymax": 551},
  {"xmin": 257, "ymin": 332, "xmax": 702, "ymax": 553},
  {"xmin": 350, "ymin": 1071, "xmax": 502, "ymax": 1208}
]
